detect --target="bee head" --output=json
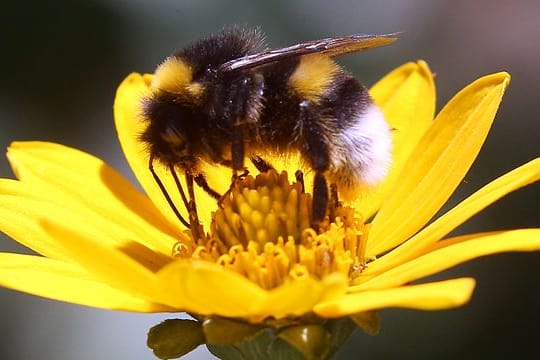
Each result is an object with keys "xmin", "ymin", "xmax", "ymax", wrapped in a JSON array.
[
  {"xmin": 141, "ymin": 57, "xmax": 207, "ymax": 168},
  {"xmin": 140, "ymin": 121, "xmax": 189, "ymax": 167}
]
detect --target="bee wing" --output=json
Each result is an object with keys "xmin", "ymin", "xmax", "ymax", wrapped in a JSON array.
[{"xmin": 219, "ymin": 33, "xmax": 399, "ymax": 72}]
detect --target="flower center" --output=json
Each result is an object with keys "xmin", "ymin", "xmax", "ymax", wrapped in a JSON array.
[{"xmin": 175, "ymin": 170, "xmax": 368, "ymax": 289}]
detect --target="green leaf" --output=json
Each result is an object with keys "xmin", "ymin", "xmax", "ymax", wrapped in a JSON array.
[
  {"xmin": 278, "ymin": 325, "xmax": 332, "ymax": 360},
  {"xmin": 147, "ymin": 319, "xmax": 205, "ymax": 359},
  {"xmin": 203, "ymin": 317, "xmax": 264, "ymax": 345},
  {"xmin": 207, "ymin": 317, "xmax": 358, "ymax": 360},
  {"xmin": 349, "ymin": 311, "xmax": 380, "ymax": 335},
  {"xmin": 207, "ymin": 328, "xmax": 305, "ymax": 360}
]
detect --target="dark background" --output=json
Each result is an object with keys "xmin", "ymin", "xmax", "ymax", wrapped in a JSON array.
[{"xmin": 0, "ymin": 1, "xmax": 538, "ymax": 359}]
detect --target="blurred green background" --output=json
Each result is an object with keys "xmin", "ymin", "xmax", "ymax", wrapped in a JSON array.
[{"xmin": 0, "ymin": 0, "xmax": 538, "ymax": 359}]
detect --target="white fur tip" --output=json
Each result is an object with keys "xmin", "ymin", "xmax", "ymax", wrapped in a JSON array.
[
  {"xmin": 355, "ymin": 104, "xmax": 392, "ymax": 185},
  {"xmin": 328, "ymin": 103, "xmax": 392, "ymax": 197}
]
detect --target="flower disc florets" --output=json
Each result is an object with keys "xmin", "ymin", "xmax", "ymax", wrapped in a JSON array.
[{"xmin": 177, "ymin": 170, "xmax": 368, "ymax": 289}]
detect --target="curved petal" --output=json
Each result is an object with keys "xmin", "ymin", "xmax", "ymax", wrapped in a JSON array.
[
  {"xmin": 0, "ymin": 253, "xmax": 171, "ymax": 312},
  {"xmin": 157, "ymin": 259, "xmax": 348, "ymax": 320},
  {"xmin": 254, "ymin": 273, "xmax": 347, "ymax": 321},
  {"xmin": 351, "ymin": 61, "xmax": 435, "ymax": 218},
  {"xmin": 363, "ymin": 158, "xmax": 540, "ymax": 274},
  {"xmin": 0, "ymin": 187, "xmax": 178, "ymax": 269},
  {"xmin": 314, "ymin": 278, "xmax": 475, "ymax": 317},
  {"xmin": 155, "ymin": 259, "xmax": 267, "ymax": 316},
  {"xmin": 368, "ymin": 72, "xmax": 511, "ymax": 256},
  {"xmin": 6, "ymin": 141, "xmax": 181, "ymax": 254},
  {"xmin": 354, "ymin": 229, "xmax": 540, "ymax": 291},
  {"xmin": 41, "ymin": 220, "xmax": 165, "ymax": 306},
  {"xmin": 113, "ymin": 73, "xmax": 220, "ymax": 230},
  {"xmin": 0, "ymin": 179, "xmax": 69, "ymax": 259}
]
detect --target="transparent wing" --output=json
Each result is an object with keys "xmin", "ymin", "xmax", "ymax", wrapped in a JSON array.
[{"xmin": 218, "ymin": 33, "xmax": 399, "ymax": 72}]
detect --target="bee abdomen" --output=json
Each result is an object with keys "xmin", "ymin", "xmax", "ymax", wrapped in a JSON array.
[{"xmin": 327, "ymin": 103, "xmax": 392, "ymax": 198}]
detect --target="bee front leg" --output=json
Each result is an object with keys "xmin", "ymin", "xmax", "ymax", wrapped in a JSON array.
[
  {"xmin": 231, "ymin": 124, "xmax": 256, "ymax": 186},
  {"xmin": 229, "ymin": 73, "xmax": 264, "ymax": 179},
  {"xmin": 194, "ymin": 173, "xmax": 221, "ymax": 200},
  {"xmin": 184, "ymin": 171, "xmax": 203, "ymax": 241},
  {"xmin": 231, "ymin": 126, "xmax": 245, "ymax": 172},
  {"xmin": 210, "ymin": 128, "xmax": 247, "ymax": 209}
]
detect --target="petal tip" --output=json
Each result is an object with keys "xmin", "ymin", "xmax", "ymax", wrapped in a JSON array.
[
  {"xmin": 454, "ymin": 277, "xmax": 476, "ymax": 304},
  {"xmin": 400, "ymin": 61, "xmax": 422, "ymax": 75},
  {"xmin": 479, "ymin": 71, "xmax": 512, "ymax": 90},
  {"xmin": 500, "ymin": 71, "xmax": 511, "ymax": 86},
  {"xmin": 416, "ymin": 60, "xmax": 432, "ymax": 74},
  {"xmin": 116, "ymin": 73, "xmax": 152, "ymax": 100},
  {"xmin": 119, "ymin": 72, "xmax": 145, "ymax": 88},
  {"xmin": 7, "ymin": 141, "xmax": 24, "ymax": 151},
  {"xmin": 491, "ymin": 71, "xmax": 511, "ymax": 87},
  {"xmin": 416, "ymin": 59, "xmax": 435, "ymax": 88}
]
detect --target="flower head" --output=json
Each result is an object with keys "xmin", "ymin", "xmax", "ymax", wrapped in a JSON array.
[{"xmin": 1, "ymin": 61, "xmax": 539, "ymax": 359}]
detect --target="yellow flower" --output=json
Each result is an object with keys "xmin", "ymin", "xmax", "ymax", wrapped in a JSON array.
[{"xmin": 0, "ymin": 62, "xmax": 539, "ymax": 331}]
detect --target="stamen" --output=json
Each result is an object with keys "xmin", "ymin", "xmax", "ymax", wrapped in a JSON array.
[{"xmin": 173, "ymin": 169, "xmax": 367, "ymax": 289}]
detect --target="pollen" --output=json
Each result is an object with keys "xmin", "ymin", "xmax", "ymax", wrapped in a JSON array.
[{"xmin": 176, "ymin": 170, "xmax": 369, "ymax": 290}]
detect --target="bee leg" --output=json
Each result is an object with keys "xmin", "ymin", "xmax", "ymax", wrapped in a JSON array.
[
  {"xmin": 218, "ymin": 159, "xmax": 233, "ymax": 168},
  {"xmin": 298, "ymin": 101, "xmax": 330, "ymax": 224},
  {"xmin": 329, "ymin": 183, "xmax": 340, "ymax": 222},
  {"xmin": 230, "ymin": 126, "xmax": 254, "ymax": 180},
  {"xmin": 250, "ymin": 155, "xmax": 275, "ymax": 173},
  {"xmin": 194, "ymin": 173, "xmax": 221, "ymax": 200},
  {"xmin": 214, "ymin": 168, "xmax": 249, "ymax": 211},
  {"xmin": 229, "ymin": 73, "xmax": 265, "ymax": 178},
  {"xmin": 295, "ymin": 170, "xmax": 305, "ymax": 193},
  {"xmin": 312, "ymin": 172, "xmax": 329, "ymax": 224},
  {"xmin": 231, "ymin": 125, "xmax": 245, "ymax": 172},
  {"xmin": 168, "ymin": 165, "xmax": 203, "ymax": 240},
  {"xmin": 184, "ymin": 171, "xmax": 203, "ymax": 241},
  {"xmin": 218, "ymin": 159, "xmax": 249, "ymax": 176},
  {"xmin": 148, "ymin": 155, "xmax": 190, "ymax": 228},
  {"xmin": 216, "ymin": 130, "xmax": 249, "ymax": 209}
]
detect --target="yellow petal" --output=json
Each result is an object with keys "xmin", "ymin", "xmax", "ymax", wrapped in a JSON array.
[
  {"xmin": 363, "ymin": 158, "xmax": 540, "ymax": 275},
  {"xmin": 0, "ymin": 179, "xmax": 69, "ymax": 259},
  {"xmin": 157, "ymin": 259, "xmax": 347, "ymax": 320},
  {"xmin": 314, "ymin": 278, "xmax": 475, "ymax": 317},
  {"xmin": 352, "ymin": 61, "xmax": 435, "ymax": 218},
  {"xmin": 368, "ymin": 72, "xmax": 511, "ymax": 255},
  {"xmin": 0, "ymin": 185, "xmax": 175, "ymax": 271},
  {"xmin": 6, "ymin": 141, "xmax": 181, "ymax": 254},
  {"xmin": 41, "ymin": 220, "xmax": 165, "ymax": 306},
  {"xmin": 354, "ymin": 229, "xmax": 540, "ymax": 291},
  {"xmin": 0, "ymin": 253, "xmax": 170, "ymax": 312},
  {"xmin": 255, "ymin": 273, "xmax": 347, "ymax": 321},
  {"xmin": 155, "ymin": 259, "xmax": 267, "ymax": 316},
  {"xmin": 113, "ymin": 73, "xmax": 219, "ymax": 230}
]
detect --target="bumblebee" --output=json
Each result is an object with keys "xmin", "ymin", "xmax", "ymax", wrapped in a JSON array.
[{"xmin": 141, "ymin": 27, "xmax": 396, "ymax": 239}]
